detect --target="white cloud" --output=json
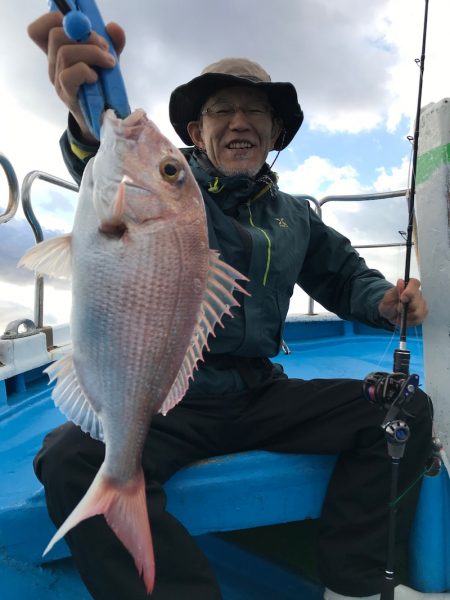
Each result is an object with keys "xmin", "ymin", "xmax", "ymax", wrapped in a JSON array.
[
  {"xmin": 381, "ymin": 0, "xmax": 450, "ymax": 132},
  {"xmin": 0, "ymin": 281, "xmax": 71, "ymax": 334},
  {"xmin": 309, "ymin": 110, "xmax": 383, "ymax": 135},
  {"xmin": 146, "ymin": 102, "xmax": 185, "ymax": 147},
  {"xmin": 0, "ymin": 86, "xmax": 70, "ymax": 186},
  {"xmin": 3, "ymin": 0, "xmax": 448, "ymax": 147},
  {"xmin": 277, "ymin": 155, "xmax": 368, "ymax": 198},
  {"xmin": 373, "ymin": 156, "xmax": 411, "ymax": 192}
]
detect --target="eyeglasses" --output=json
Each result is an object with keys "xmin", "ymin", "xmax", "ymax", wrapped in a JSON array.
[{"xmin": 200, "ymin": 101, "xmax": 273, "ymax": 119}]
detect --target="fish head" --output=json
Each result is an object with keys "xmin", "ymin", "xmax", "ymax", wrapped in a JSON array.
[{"xmin": 92, "ymin": 109, "xmax": 204, "ymax": 234}]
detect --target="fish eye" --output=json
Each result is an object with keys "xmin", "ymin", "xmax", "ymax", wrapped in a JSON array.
[{"xmin": 159, "ymin": 158, "xmax": 185, "ymax": 184}]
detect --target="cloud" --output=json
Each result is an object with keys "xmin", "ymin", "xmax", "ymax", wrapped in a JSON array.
[
  {"xmin": 0, "ymin": 217, "xmax": 72, "ymax": 332},
  {"xmin": 277, "ymin": 155, "xmax": 368, "ymax": 197},
  {"xmin": 0, "ymin": 216, "xmax": 70, "ymax": 287},
  {"xmin": 309, "ymin": 110, "xmax": 383, "ymax": 135},
  {"xmin": 39, "ymin": 189, "xmax": 76, "ymax": 214},
  {"xmin": 381, "ymin": 0, "xmax": 450, "ymax": 131},
  {"xmin": 0, "ymin": 0, "xmax": 413, "ymax": 138},
  {"xmin": 0, "ymin": 300, "xmax": 34, "ymax": 333},
  {"xmin": 373, "ymin": 156, "xmax": 410, "ymax": 192},
  {"xmin": 277, "ymin": 153, "xmax": 411, "ymax": 249},
  {"xmin": 0, "ymin": 281, "xmax": 71, "ymax": 334},
  {"xmin": 1, "ymin": 0, "xmax": 448, "ymax": 192}
]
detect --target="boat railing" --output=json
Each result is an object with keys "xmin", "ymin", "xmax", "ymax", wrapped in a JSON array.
[
  {"xmin": 1, "ymin": 170, "xmax": 77, "ymax": 384},
  {"xmin": 294, "ymin": 189, "xmax": 408, "ymax": 315},
  {"xmin": 0, "ymin": 153, "xmax": 19, "ymax": 225},
  {"xmin": 3, "ymin": 164, "xmax": 408, "ymax": 341},
  {"xmin": 21, "ymin": 171, "xmax": 78, "ymax": 338}
]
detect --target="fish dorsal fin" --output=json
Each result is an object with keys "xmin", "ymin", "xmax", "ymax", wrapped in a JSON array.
[
  {"xmin": 159, "ymin": 250, "xmax": 249, "ymax": 415},
  {"xmin": 45, "ymin": 354, "xmax": 104, "ymax": 441},
  {"xmin": 18, "ymin": 234, "xmax": 72, "ymax": 279}
]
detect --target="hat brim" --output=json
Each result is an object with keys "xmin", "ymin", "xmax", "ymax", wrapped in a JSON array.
[{"xmin": 169, "ymin": 72, "xmax": 304, "ymax": 151}]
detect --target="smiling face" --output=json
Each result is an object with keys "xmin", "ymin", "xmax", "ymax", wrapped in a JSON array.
[{"xmin": 187, "ymin": 86, "xmax": 282, "ymax": 177}]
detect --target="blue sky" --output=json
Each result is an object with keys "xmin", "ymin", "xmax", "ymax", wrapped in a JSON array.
[
  {"xmin": 290, "ymin": 117, "xmax": 411, "ymax": 181},
  {"xmin": 0, "ymin": 0, "xmax": 449, "ymax": 331}
]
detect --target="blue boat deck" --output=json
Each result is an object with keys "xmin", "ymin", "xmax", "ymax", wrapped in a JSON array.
[{"xmin": 1, "ymin": 317, "xmax": 449, "ymax": 599}]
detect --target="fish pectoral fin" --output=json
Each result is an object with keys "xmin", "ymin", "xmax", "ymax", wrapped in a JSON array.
[
  {"xmin": 18, "ymin": 233, "xmax": 72, "ymax": 279},
  {"xmin": 158, "ymin": 250, "xmax": 250, "ymax": 416},
  {"xmin": 44, "ymin": 354, "xmax": 104, "ymax": 441},
  {"xmin": 43, "ymin": 466, "xmax": 155, "ymax": 594},
  {"xmin": 99, "ymin": 177, "xmax": 127, "ymax": 235}
]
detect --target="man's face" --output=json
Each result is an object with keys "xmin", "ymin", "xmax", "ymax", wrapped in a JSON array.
[{"xmin": 187, "ymin": 86, "xmax": 281, "ymax": 177}]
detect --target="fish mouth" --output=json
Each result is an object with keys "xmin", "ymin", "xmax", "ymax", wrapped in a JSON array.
[{"xmin": 105, "ymin": 108, "xmax": 145, "ymax": 125}]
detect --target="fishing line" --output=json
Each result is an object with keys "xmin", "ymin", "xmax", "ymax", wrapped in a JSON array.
[
  {"xmin": 389, "ymin": 467, "xmax": 428, "ymax": 507},
  {"xmin": 375, "ymin": 328, "xmax": 400, "ymax": 371}
]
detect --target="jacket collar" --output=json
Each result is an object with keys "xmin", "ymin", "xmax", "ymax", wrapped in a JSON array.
[{"xmin": 182, "ymin": 148, "xmax": 278, "ymax": 210}]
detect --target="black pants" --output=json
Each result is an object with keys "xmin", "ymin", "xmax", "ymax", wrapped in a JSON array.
[{"xmin": 34, "ymin": 377, "xmax": 432, "ymax": 599}]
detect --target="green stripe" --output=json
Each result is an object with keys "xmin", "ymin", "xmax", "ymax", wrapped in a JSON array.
[
  {"xmin": 247, "ymin": 203, "xmax": 271, "ymax": 286},
  {"xmin": 417, "ymin": 142, "xmax": 450, "ymax": 184}
]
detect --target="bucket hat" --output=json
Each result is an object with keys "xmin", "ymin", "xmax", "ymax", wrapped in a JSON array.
[{"xmin": 169, "ymin": 58, "xmax": 304, "ymax": 150}]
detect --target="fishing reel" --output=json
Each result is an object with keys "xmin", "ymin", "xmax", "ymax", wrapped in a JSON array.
[
  {"xmin": 363, "ymin": 371, "xmax": 419, "ymax": 460},
  {"xmin": 363, "ymin": 371, "xmax": 419, "ymax": 411}
]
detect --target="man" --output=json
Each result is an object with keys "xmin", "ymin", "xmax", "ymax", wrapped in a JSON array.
[{"xmin": 29, "ymin": 13, "xmax": 432, "ymax": 600}]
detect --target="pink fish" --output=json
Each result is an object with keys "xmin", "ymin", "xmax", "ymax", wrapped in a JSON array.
[{"xmin": 20, "ymin": 109, "xmax": 248, "ymax": 593}]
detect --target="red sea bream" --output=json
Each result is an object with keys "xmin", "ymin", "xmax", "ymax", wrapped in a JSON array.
[{"xmin": 20, "ymin": 109, "xmax": 248, "ymax": 593}]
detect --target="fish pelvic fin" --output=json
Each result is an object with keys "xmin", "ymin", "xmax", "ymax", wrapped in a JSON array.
[
  {"xmin": 159, "ymin": 249, "xmax": 250, "ymax": 415},
  {"xmin": 43, "ymin": 466, "xmax": 155, "ymax": 594},
  {"xmin": 44, "ymin": 354, "xmax": 104, "ymax": 442},
  {"xmin": 18, "ymin": 233, "xmax": 72, "ymax": 278}
]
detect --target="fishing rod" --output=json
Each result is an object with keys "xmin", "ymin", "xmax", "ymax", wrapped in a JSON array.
[
  {"xmin": 394, "ymin": 0, "xmax": 430, "ymax": 378},
  {"xmin": 363, "ymin": 2, "xmax": 431, "ymax": 600}
]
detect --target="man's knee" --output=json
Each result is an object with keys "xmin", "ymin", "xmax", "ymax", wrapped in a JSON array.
[
  {"xmin": 34, "ymin": 422, "xmax": 104, "ymax": 488},
  {"xmin": 409, "ymin": 387, "xmax": 433, "ymax": 436}
]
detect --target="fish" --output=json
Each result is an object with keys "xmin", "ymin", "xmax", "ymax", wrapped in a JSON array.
[{"xmin": 19, "ymin": 108, "xmax": 249, "ymax": 593}]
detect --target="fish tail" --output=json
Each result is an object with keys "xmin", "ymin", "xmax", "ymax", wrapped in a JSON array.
[{"xmin": 43, "ymin": 465, "xmax": 155, "ymax": 593}]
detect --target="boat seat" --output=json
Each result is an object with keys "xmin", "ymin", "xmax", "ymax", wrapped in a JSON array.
[
  {"xmin": 0, "ymin": 438, "xmax": 336, "ymax": 564},
  {"xmin": 2, "ymin": 421, "xmax": 449, "ymax": 593}
]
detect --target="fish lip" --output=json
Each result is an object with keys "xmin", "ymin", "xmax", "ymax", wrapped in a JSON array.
[{"xmin": 105, "ymin": 108, "xmax": 147, "ymax": 129}]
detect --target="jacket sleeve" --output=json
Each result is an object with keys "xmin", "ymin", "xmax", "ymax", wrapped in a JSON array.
[
  {"xmin": 297, "ymin": 205, "xmax": 395, "ymax": 330},
  {"xmin": 59, "ymin": 114, "xmax": 99, "ymax": 186}
]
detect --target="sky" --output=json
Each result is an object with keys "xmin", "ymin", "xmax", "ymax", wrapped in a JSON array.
[{"xmin": 0, "ymin": 0, "xmax": 449, "ymax": 333}]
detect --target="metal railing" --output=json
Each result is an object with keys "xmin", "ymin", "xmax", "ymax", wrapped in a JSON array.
[
  {"xmin": 0, "ymin": 153, "xmax": 19, "ymax": 225},
  {"xmin": 2, "ymin": 155, "xmax": 409, "ymax": 330},
  {"xmin": 294, "ymin": 189, "xmax": 409, "ymax": 315},
  {"xmin": 21, "ymin": 171, "xmax": 78, "ymax": 330},
  {"xmin": 1, "ymin": 164, "xmax": 79, "ymax": 345}
]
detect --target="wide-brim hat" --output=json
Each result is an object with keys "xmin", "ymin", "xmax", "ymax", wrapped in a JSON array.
[{"xmin": 169, "ymin": 58, "xmax": 304, "ymax": 151}]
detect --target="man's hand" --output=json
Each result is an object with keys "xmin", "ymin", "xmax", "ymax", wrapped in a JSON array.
[
  {"xmin": 28, "ymin": 12, "xmax": 126, "ymax": 145},
  {"xmin": 378, "ymin": 278, "xmax": 428, "ymax": 326}
]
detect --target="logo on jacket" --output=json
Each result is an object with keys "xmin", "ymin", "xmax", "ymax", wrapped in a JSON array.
[{"xmin": 275, "ymin": 217, "xmax": 288, "ymax": 228}]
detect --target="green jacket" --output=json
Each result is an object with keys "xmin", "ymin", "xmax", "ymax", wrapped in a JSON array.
[{"xmin": 60, "ymin": 127, "xmax": 394, "ymax": 394}]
